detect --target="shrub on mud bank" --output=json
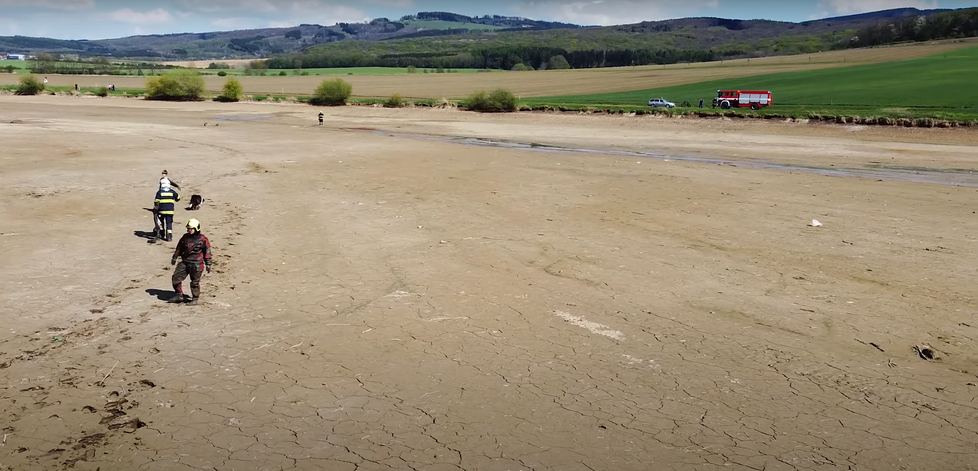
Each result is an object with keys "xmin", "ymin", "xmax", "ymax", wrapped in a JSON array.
[
  {"xmin": 216, "ymin": 78, "xmax": 243, "ymax": 102},
  {"xmin": 384, "ymin": 93, "xmax": 407, "ymax": 108},
  {"xmin": 310, "ymin": 78, "xmax": 352, "ymax": 106},
  {"xmin": 466, "ymin": 88, "xmax": 518, "ymax": 112},
  {"xmin": 15, "ymin": 75, "xmax": 45, "ymax": 95},
  {"xmin": 145, "ymin": 70, "xmax": 205, "ymax": 101}
]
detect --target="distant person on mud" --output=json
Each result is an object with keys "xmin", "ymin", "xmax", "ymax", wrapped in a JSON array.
[
  {"xmin": 318, "ymin": 112, "xmax": 324, "ymax": 126},
  {"xmin": 168, "ymin": 218, "xmax": 212, "ymax": 305},
  {"xmin": 160, "ymin": 169, "xmax": 180, "ymax": 189}
]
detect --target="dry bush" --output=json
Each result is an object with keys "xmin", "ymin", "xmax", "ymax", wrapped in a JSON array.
[
  {"xmin": 310, "ymin": 78, "xmax": 352, "ymax": 106},
  {"xmin": 15, "ymin": 75, "xmax": 45, "ymax": 95},
  {"xmin": 384, "ymin": 93, "xmax": 407, "ymax": 108},
  {"xmin": 145, "ymin": 70, "xmax": 205, "ymax": 101},
  {"xmin": 466, "ymin": 88, "xmax": 518, "ymax": 112}
]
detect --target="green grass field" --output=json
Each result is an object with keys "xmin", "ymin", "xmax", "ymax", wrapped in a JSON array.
[
  {"xmin": 202, "ymin": 67, "xmax": 493, "ymax": 77},
  {"xmin": 402, "ymin": 20, "xmax": 503, "ymax": 31},
  {"xmin": 0, "ymin": 63, "xmax": 494, "ymax": 76},
  {"xmin": 524, "ymin": 46, "xmax": 978, "ymax": 120},
  {"xmin": 0, "ymin": 59, "xmax": 29, "ymax": 70}
]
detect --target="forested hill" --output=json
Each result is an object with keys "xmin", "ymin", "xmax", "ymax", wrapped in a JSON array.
[
  {"xmin": 0, "ymin": 12, "xmax": 579, "ymax": 60},
  {"xmin": 1, "ymin": 7, "xmax": 974, "ymax": 65},
  {"xmin": 266, "ymin": 7, "xmax": 978, "ymax": 70}
]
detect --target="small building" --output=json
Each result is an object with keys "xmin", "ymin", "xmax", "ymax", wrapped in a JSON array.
[
  {"xmin": 7, "ymin": 54, "xmax": 26, "ymax": 60},
  {"xmin": 0, "ymin": 53, "xmax": 8, "ymax": 60}
]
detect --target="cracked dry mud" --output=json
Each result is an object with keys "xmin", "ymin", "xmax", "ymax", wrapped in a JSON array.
[{"xmin": 1, "ymin": 95, "xmax": 978, "ymax": 471}]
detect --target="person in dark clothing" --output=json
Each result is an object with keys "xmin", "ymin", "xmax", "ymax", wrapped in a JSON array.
[
  {"xmin": 154, "ymin": 183, "xmax": 180, "ymax": 241},
  {"xmin": 318, "ymin": 112, "xmax": 324, "ymax": 126},
  {"xmin": 169, "ymin": 218, "xmax": 212, "ymax": 305}
]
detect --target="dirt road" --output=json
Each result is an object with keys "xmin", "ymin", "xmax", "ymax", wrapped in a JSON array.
[{"xmin": 1, "ymin": 95, "xmax": 977, "ymax": 471}]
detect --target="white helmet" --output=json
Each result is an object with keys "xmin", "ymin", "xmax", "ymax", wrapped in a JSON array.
[{"xmin": 160, "ymin": 177, "xmax": 171, "ymax": 189}]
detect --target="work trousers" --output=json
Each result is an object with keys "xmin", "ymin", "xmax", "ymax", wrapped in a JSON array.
[
  {"xmin": 172, "ymin": 260, "xmax": 203, "ymax": 298},
  {"xmin": 159, "ymin": 214, "xmax": 173, "ymax": 240}
]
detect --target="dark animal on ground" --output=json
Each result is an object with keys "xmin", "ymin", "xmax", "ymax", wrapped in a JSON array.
[{"xmin": 189, "ymin": 194, "xmax": 205, "ymax": 211}]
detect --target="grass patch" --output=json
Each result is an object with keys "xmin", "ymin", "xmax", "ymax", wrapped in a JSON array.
[
  {"xmin": 0, "ymin": 59, "xmax": 28, "ymax": 73},
  {"xmin": 0, "ymin": 84, "xmax": 144, "ymax": 96},
  {"xmin": 195, "ymin": 67, "xmax": 493, "ymax": 76},
  {"xmin": 523, "ymin": 46, "xmax": 978, "ymax": 120}
]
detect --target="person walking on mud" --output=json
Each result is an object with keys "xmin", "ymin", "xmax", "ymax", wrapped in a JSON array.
[
  {"xmin": 154, "ymin": 181, "xmax": 180, "ymax": 241},
  {"xmin": 168, "ymin": 218, "xmax": 212, "ymax": 305},
  {"xmin": 159, "ymin": 169, "xmax": 180, "ymax": 190},
  {"xmin": 318, "ymin": 111, "xmax": 324, "ymax": 126}
]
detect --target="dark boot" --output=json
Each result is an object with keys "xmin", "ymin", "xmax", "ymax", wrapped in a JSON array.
[
  {"xmin": 187, "ymin": 297, "xmax": 199, "ymax": 306},
  {"xmin": 168, "ymin": 285, "xmax": 186, "ymax": 303}
]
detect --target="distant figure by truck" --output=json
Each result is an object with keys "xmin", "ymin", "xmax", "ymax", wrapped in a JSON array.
[{"xmin": 712, "ymin": 90, "xmax": 773, "ymax": 110}]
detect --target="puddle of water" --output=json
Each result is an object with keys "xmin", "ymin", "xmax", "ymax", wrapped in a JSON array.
[
  {"xmin": 213, "ymin": 114, "xmax": 274, "ymax": 122},
  {"xmin": 362, "ymin": 130, "xmax": 978, "ymax": 188}
]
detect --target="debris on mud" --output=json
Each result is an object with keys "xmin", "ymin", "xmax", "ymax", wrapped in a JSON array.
[
  {"xmin": 855, "ymin": 338, "xmax": 885, "ymax": 352},
  {"xmin": 914, "ymin": 345, "xmax": 940, "ymax": 361}
]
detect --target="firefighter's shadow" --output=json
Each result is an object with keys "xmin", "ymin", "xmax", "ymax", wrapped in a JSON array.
[
  {"xmin": 145, "ymin": 289, "xmax": 174, "ymax": 301},
  {"xmin": 136, "ymin": 207, "xmax": 162, "ymax": 243},
  {"xmin": 134, "ymin": 230, "xmax": 159, "ymax": 243}
]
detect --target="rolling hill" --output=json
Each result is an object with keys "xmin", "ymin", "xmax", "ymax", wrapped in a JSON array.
[
  {"xmin": 0, "ymin": 12, "xmax": 580, "ymax": 60},
  {"xmin": 267, "ymin": 7, "xmax": 977, "ymax": 70},
  {"xmin": 0, "ymin": 7, "xmax": 973, "ymax": 68}
]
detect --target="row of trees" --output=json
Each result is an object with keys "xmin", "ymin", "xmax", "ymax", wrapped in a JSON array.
[
  {"xmin": 25, "ymin": 53, "xmax": 180, "ymax": 76},
  {"xmin": 845, "ymin": 8, "xmax": 978, "ymax": 48},
  {"xmin": 267, "ymin": 45, "xmax": 722, "ymax": 70}
]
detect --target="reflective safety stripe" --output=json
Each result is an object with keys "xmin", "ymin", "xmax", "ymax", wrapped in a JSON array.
[
  {"xmin": 156, "ymin": 199, "xmax": 176, "ymax": 204},
  {"xmin": 158, "ymin": 211, "xmax": 175, "ymax": 215}
]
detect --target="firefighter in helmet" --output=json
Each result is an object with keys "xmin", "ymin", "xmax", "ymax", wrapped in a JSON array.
[
  {"xmin": 169, "ymin": 218, "xmax": 212, "ymax": 305},
  {"xmin": 154, "ymin": 181, "xmax": 180, "ymax": 241}
]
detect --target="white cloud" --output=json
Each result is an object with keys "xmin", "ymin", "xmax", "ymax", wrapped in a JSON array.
[
  {"xmin": 511, "ymin": 0, "xmax": 721, "ymax": 26},
  {"xmin": 360, "ymin": 0, "xmax": 413, "ymax": 6},
  {"xmin": 205, "ymin": 4, "xmax": 368, "ymax": 30},
  {"xmin": 316, "ymin": 5, "xmax": 371, "ymax": 24},
  {"xmin": 0, "ymin": 0, "xmax": 94, "ymax": 10},
  {"xmin": 0, "ymin": 19, "xmax": 19, "ymax": 35},
  {"xmin": 106, "ymin": 8, "xmax": 174, "ymax": 25},
  {"xmin": 268, "ymin": 19, "xmax": 302, "ymax": 28},
  {"xmin": 175, "ymin": 0, "xmax": 369, "ymax": 24},
  {"xmin": 174, "ymin": 0, "xmax": 279, "ymax": 13},
  {"xmin": 817, "ymin": 0, "xmax": 939, "ymax": 16},
  {"xmin": 213, "ymin": 17, "xmax": 260, "ymax": 29}
]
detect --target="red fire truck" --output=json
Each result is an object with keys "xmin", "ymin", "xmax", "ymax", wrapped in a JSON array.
[{"xmin": 712, "ymin": 90, "xmax": 773, "ymax": 110}]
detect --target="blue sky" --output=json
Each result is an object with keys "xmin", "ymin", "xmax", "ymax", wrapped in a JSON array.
[{"xmin": 0, "ymin": 0, "xmax": 973, "ymax": 40}]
